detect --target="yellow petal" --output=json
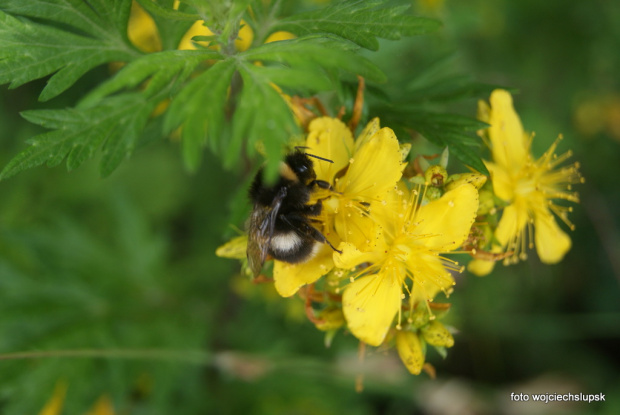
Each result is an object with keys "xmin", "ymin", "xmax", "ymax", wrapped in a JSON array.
[
  {"xmin": 477, "ymin": 98, "xmax": 491, "ymax": 126},
  {"xmin": 127, "ymin": 2, "xmax": 162, "ymax": 53},
  {"xmin": 534, "ymin": 208, "xmax": 572, "ymax": 263},
  {"xmin": 408, "ymin": 253, "xmax": 455, "ymax": 302},
  {"xmin": 333, "ymin": 242, "xmax": 379, "ymax": 269},
  {"xmin": 488, "ymin": 89, "xmax": 528, "ymax": 171},
  {"xmin": 395, "ymin": 331, "xmax": 425, "ymax": 375},
  {"xmin": 215, "ymin": 235, "xmax": 248, "ymax": 259},
  {"xmin": 339, "ymin": 127, "xmax": 403, "ymax": 199},
  {"xmin": 371, "ymin": 183, "xmax": 410, "ymax": 239},
  {"xmin": 234, "ymin": 19, "xmax": 254, "ymax": 52},
  {"xmin": 467, "ymin": 258, "xmax": 496, "ymax": 276},
  {"xmin": 178, "ymin": 20, "xmax": 215, "ymax": 50},
  {"xmin": 85, "ymin": 395, "xmax": 116, "ymax": 415},
  {"xmin": 334, "ymin": 205, "xmax": 379, "ymax": 250},
  {"xmin": 342, "ymin": 271, "xmax": 402, "ymax": 346},
  {"xmin": 273, "ymin": 244, "xmax": 334, "ymax": 297},
  {"xmin": 485, "ymin": 160, "xmax": 514, "ymax": 202},
  {"xmin": 306, "ymin": 117, "xmax": 354, "ymax": 183},
  {"xmin": 354, "ymin": 117, "xmax": 380, "ymax": 152},
  {"xmin": 265, "ymin": 31, "xmax": 296, "ymax": 43},
  {"xmin": 39, "ymin": 381, "xmax": 67, "ymax": 415},
  {"xmin": 412, "ymin": 184, "xmax": 479, "ymax": 250},
  {"xmin": 495, "ymin": 202, "xmax": 529, "ymax": 248}
]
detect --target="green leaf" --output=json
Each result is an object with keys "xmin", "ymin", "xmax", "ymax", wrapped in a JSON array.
[
  {"xmin": 0, "ymin": 0, "xmax": 132, "ymax": 40},
  {"xmin": 271, "ymin": 0, "xmax": 440, "ymax": 51},
  {"xmin": 81, "ymin": 50, "xmax": 221, "ymax": 106},
  {"xmin": 377, "ymin": 107, "xmax": 488, "ymax": 174},
  {"xmin": 249, "ymin": 64, "xmax": 333, "ymax": 94},
  {"xmin": 407, "ymin": 112, "xmax": 488, "ymax": 174},
  {"xmin": 0, "ymin": 94, "xmax": 162, "ymax": 180},
  {"xmin": 230, "ymin": 63, "xmax": 300, "ymax": 179},
  {"xmin": 0, "ymin": 198, "xmax": 206, "ymax": 413},
  {"xmin": 165, "ymin": 59, "xmax": 237, "ymax": 172},
  {"xmin": 241, "ymin": 36, "xmax": 386, "ymax": 83},
  {"xmin": 433, "ymin": 345, "xmax": 448, "ymax": 359},
  {"xmin": 405, "ymin": 55, "xmax": 502, "ymax": 104},
  {"xmin": 0, "ymin": 6, "xmax": 136, "ymax": 101},
  {"xmin": 136, "ymin": 0, "xmax": 200, "ymax": 21}
]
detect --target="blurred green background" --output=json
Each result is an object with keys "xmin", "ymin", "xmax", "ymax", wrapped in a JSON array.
[{"xmin": 1, "ymin": 0, "xmax": 619, "ymax": 414}]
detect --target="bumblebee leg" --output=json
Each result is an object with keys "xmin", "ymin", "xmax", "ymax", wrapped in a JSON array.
[
  {"xmin": 311, "ymin": 179, "xmax": 342, "ymax": 195},
  {"xmin": 312, "ymin": 179, "xmax": 331, "ymax": 189},
  {"xmin": 303, "ymin": 200, "xmax": 322, "ymax": 216},
  {"xmin": 306, "ymin": 225, "xmax": 342, "ymax": 254},
  {"xmin": 279, "ymin": 214, "xmax": 342, "ymax": 255}
]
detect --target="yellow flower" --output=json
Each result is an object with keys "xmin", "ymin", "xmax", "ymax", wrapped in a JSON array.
[
  {"xmin": 335, "ymin": 183, "xmax": 479, "ymax": 346},
  {"xmin": 272, "ymin": 117, "xmax": 405, "ymax": 297},
  {"xmin": 310, "ymin": 117, "xmax": 405, "ymax": 249},
  {"xmin": 469, "ymin": 90, "xmax": 583, "ymax": 275}
]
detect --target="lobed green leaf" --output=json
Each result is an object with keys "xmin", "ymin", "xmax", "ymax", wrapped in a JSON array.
[
  {"xmin": 0, "ymin": 9, "xmax": 136, "ymax": 101},
  {"xmin": 271, "ymin": 0, "xmax": 440, "ymax": 51},
  {"xmin": 230, "ymin": 63, "xmax": 300, "ymax": 179},
  {"xmin": 164, "ymin": 59, "xmax": 237, "ymax": 172},
  {"xmin": 249, "ymin": 64, "xmax": 333, "ymax": 94},
  {"xmin": 81, "ymin": 50, "xmax": 221, "ymax": 106},
  {"xmin": 136, "ymin": 0, "xmax": 200, "ymax": 21},
  {"xmin": 0, "ymin": 0, "xmax": 132, "ymax": 41},
  {"xmin": 407, "ymin": 111, "xmax": 488, "ymax": 173},
  {"xmin": 376, "ymin": 107, "xmax": 488, "ymax": 174},
  {"xmin": 0, "ymin": 94, "xmax": 162, "ymax": 180},
  {"xmin": 241, "ymin": 36, "xmax": 386, "ymax": 83}
]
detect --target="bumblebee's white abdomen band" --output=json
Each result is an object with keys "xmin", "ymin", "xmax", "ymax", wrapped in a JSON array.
[{"xmin": 270, "ymin": 231, "xmax": 303, "ymax": 252}]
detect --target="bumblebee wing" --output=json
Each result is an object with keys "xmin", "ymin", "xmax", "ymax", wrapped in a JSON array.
[
  {"xmin": 247, "ymin": 207, "xmax": 270, "ymax": 278},
  {"xmin": 247, "ymin": 188, "xmax": 288, "ymax": 277},
  {"xmin": 266, "ymin": 187, "xmax": 287, "ymax": 245}
]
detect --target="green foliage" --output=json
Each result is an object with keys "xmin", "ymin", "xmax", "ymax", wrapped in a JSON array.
[
  {"xmin": 271, "ymin": 0, "xmax": 441, "ymax": 51},
  {"xmin": 0, "ymin": 1, "xmax": 137, "ymax": 101},
  {"xmin": 370, "ymin": 54, "xmax": 497, "ymax": 173},
  {"xmin": 2, "ymin": 93, "xmax": 162, "ymax": 179},
  {"xmin": 1, "ymin": 1, "xmax": 619, "ymax": 414},
  {"xmin": 0, "ymin": 196, "xmax": 207, "ymax": 414},
  {"xmin": 0, "ymin": 0, "xmax": 486, "ymax": 180}
]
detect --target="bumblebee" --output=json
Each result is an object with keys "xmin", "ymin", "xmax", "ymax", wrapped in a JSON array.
[{"xmin": 247, "ymin": 149, "xmax": 341, "ymax": 277}]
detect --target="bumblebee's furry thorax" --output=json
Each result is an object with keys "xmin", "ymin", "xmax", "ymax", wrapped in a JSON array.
[{"xmin": 246, "ymin": 150, "xmax": 339, "ymax": 277}]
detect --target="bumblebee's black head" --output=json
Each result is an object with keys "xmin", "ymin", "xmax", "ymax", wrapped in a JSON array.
[{"xmin": 283, "ymin": 151, "xmax": 316, "ymax": 184}]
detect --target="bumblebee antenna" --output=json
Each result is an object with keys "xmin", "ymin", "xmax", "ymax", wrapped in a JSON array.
[{"xmin": 294, "ymin": 146, "xmax": 334, "ymax": 164}]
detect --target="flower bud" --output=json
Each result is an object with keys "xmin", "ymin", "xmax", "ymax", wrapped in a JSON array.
[
  {"xmin": 445, "ymin": 172, "xmax": 487, "ymax": 190},
  {"xmin": 424, "ymin": 165, "xmax": 448, "ymax": 187},
  {"xmin": 476, "ymin": 189, "xmax": 496, "ymax": 215},
  {"xmin": 396, "ymin": 331, "xmax": 425, "ymax": 375},
  {"xmin": 421, "ymin": 320, "xmax": 454, "ymax": 347},
  {"xmin": 314, "ymin": 308, "xmax": 345, "ymax": 331}
]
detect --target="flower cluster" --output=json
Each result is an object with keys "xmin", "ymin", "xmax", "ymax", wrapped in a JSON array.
[
  {"xmin": 217, "ymin": 89, "xmax": 582, "ymax": 376},
  {"xmin": 219, "ymin": 115, "xmax": 482, "ymax": 375}
]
